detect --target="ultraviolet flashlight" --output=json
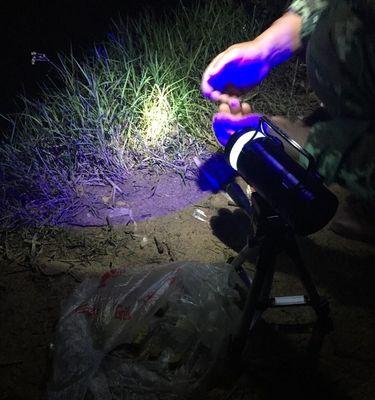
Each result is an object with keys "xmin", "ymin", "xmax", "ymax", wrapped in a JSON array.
[{"xmin": 221, "ymin": 116, "xmax": 338, "ymax": 235}]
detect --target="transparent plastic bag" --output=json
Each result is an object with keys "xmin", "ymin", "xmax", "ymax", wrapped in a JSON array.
[{"xmin": 47, "ymin": 261, "xmax": 246, "ymax": 400}]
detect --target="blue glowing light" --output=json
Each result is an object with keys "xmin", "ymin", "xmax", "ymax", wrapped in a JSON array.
[
  {"xmin": 212, "ymin": 112, "xmax": 261, "ymax": 147},
  {"xmin": 196, "ymin": 153, "xmax": 237, "ymax": 192},
  {"xmin": 201, "ymin": 39, "xmax": 293, "ymax": 102},
  {"xmin": 206, "ymin": 59, "xmax": 270, "ymax": 95}
]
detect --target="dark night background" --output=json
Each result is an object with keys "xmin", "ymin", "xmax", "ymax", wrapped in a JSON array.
[
  {"xmin": 1, "ymin": 3, "xmax": 375, "ymax": 400},
  {"xmin": 0, "ymin": 0, "xmax": 282, "ymax": 120},
  {"xmin": 0, "ymin": 0, "xmax": 203, "ymax": 117}
]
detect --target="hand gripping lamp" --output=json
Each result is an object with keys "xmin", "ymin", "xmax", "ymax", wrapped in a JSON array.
[{"xmin": 222, "ymin": 116, "xmax": 338, "ymax": 235}]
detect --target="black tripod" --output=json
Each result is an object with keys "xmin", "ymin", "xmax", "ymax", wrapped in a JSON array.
[{"xmin": 225, "ymin": 182, "xmax": 333, "ymax": 362}]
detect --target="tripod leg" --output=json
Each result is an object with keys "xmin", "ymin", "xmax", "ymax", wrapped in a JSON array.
[
  {"xmin": 230, "ymin": 244, "xmax": 257, "ymax": 288},
  {"xmin": 284, "ymin": 237, "xmax": 332, "ymax": 356},
  {"xmin": 285, "ymin": 239, "xmax": 321, "ymax": 305},
  {"xmin": 232, "ymin": 236, "xmax": 278, "ymax": 358}
]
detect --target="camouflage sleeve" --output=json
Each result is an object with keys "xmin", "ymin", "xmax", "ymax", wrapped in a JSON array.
[
  {"xmin": 304, "ymin": 119, "xmax": 375, "ymax": 201},
  {"xmin": 288, "ymin": 0, "xmax": 329, "ymax": 41},
  {"xmin": 303, "ymin": 119, "xmax": 371, "ymax": 185}
]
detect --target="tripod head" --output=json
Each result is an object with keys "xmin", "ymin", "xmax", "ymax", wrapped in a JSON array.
[{"xmin": 222, "ymin": 116, "xmax": 338, "ymax": 236}]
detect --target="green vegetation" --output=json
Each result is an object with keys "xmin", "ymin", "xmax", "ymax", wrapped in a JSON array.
[
  {"xmin": 0, "ymin": 0, "xmax": 262, "ymax": 226},
  {"xmin": 0, "ymin": 0, "xmax": 317, "ymax": 227}
]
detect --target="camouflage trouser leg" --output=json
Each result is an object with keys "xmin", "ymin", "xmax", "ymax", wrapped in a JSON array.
[
  {"xmin": 336, "ymin": 129, "xmax": 375, "ymax": 202},
  {"xmin": 304, "ymin": 119, "xmax": 375, "ymax": 202},
  {"xmin": 302, "ymin": 0, "xmax": 375, "ymax": 202}
]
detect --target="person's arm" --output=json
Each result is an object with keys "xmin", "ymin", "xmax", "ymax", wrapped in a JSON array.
[
  {"xmin": 201, "ymin": 1, "xmax": 329, "ymax": 104},
  {"xmin": 255, "ymin": 0, "xmax": 330, "ymax": 68},
  {"xmin": 201, "ymin": 12, "xmax": 303, "ymax": 102},
  {"xmin": 252, "ymin": 11, "xmax": 303, "ymax": 69},
  {"xmin": 288, "ymin": 0, "xmax": 329, "ymax": 45}
]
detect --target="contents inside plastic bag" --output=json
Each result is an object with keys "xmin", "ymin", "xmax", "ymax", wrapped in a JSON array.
[{"xmin": 47, "ymin": 261, "xmax": 247, "ymax": 400}]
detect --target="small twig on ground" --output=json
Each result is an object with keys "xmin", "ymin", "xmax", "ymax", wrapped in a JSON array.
[
  {"xmin": 24, "ymin": 233, "xmax": 43, "ymax": 268},
  {"xmin": 105, "ymin": 177, "xmax": 123, "ymax": 194},
  {"xmin": 154, "ymin": 237, "xmax": 164, "ymax": 254},
  {"xmin": 106, "ymin": 215, "xmax": 113, "ymax": 228},
  {"xmin": 148, "ymin": 179, "xmax": 160, "ymax": 198},
  {"xmin": 163, "ymin": 241, "xmax": 175, "ymax": 261}
]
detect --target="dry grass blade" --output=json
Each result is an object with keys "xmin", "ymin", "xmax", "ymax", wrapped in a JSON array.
[{"xmin": 0, "ymin": 0, "xmax": 316, "ymax": 228}]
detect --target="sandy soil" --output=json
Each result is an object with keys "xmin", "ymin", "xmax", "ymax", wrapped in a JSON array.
[{"xmin": 1, "ymin": 169, "xmax": 375, "ymax": 400}]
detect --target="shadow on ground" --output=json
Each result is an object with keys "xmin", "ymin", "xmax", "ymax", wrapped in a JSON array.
[{"xmin": 1, "ymin": 183, "xmax": 375, "ymax": 400}]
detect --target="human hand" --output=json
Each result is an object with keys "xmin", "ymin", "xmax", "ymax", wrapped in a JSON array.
[
  {"xmin": 201, "ymin": 40, "xmax": 270, "ymax": 108},
  {"xmin": 212, "ymin": 102, "xmax": 261, "ymax": 146},
  {"xmin": 201, "ymin": 12, "xmax": 302, "ymax": 107}
]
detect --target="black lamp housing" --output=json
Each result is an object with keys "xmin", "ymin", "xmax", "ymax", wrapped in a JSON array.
[{"xmin": 224, "ymin": 116, "xmax": 338, "ymax": 235}]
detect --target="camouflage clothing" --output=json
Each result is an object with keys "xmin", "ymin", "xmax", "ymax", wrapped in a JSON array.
[{"xmin": 289, "ymin": 0, "xmax": 375, "ymax": 201}]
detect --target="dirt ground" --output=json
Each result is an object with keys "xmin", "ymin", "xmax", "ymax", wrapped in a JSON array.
[{"xmin": 1, "ymin": 169, "xmax": 375, "ymax": 400}]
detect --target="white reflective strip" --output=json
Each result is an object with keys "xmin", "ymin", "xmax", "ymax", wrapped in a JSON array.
[
  {"xmin": 274, "ymin": 295, "xmax": 306, "ymax": 306},
  {"xmin": 229, "ymin": 130, "xmax": 265, "ymax": 170}
]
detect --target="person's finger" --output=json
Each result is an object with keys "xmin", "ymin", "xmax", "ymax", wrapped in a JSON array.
[
  {"xmin": 241, "ymin": 102, "xmax": 252, "ymax": 114},
  {"xmin": 202, "ymin": 47, "xmax": 242, "ymax": 98},
  {"xmin": 213, "ymin": 112, "xmax": 261, "ymax": 128},
  {"xmin": 219, "ymin": 99, "xmax": 251, "ymax": 116},
  {"xmin": 217, "ymin": 95, "xmax": 242, "ymax": 113},
  {"xmin": 201, "ymin": 73, "xmax": 217, "ymax": 100},
  {"xmin": 219, "ymin": 103, "xmax": 231, "ymax": 113},
  {"xmin": 201, "ymin": 67, "xmax": 222, "ymax": 99},
  {"xmin": 201, "ymin": 50, "xmax": 229, "ymax": 98},
  {"xmin": 218, "ymin": 93, "xmax": 231, "ymax": 104},
  {"xmin": 212, "ymin": 112, "xmax": 261, "ymax": 146},
  {"xmin": 210, "ymin": 90, "xmax": 222, "ymax": 102},
  {"xmin": 218, "ymin": 96, "xmax": 242, "ymax": 115},
  {"xmin": 228, "ymin": 97, "xmax": 241, "ymax": 113},
  {"xmin": 201, "ymin": 80, "xmax": 213, "ymax": 99}
]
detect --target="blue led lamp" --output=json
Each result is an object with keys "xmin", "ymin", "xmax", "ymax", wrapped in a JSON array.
[{"xmin": 223, "ymin": 116, "xmax": 338, "ymax": 235}]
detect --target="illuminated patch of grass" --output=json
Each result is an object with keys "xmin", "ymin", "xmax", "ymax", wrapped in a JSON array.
[{"xmin": 0, "ymin": 0, "xmax": 262, "ymax": 227}]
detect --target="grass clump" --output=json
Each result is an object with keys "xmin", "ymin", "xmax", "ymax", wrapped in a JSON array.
[{"xmin": 0, "ymin": 0, "xmax": 261, "ymax": 227}]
